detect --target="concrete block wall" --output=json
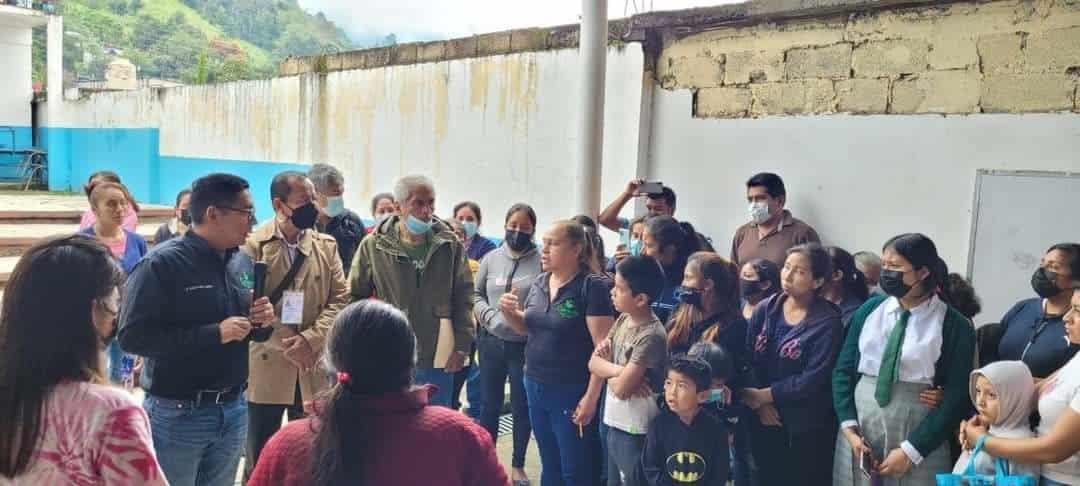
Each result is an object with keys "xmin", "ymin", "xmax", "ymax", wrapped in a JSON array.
[{"xmin": 657, "ymin": 0, "xmax": 1080, "ymax": 118}]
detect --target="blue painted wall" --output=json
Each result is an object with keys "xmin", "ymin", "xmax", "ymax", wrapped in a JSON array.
[
  {"xmin": 160, "ymin": 156, "xmax": 310, "ymax": 222},
  {"xmin": 41, "ymin": 127, "xmax": 309, "ymax": 221}
]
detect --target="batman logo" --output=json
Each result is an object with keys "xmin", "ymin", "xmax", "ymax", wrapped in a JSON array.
[{"xmin": 665, "ymin": 451, "xmax": 706, "ymax": 484}]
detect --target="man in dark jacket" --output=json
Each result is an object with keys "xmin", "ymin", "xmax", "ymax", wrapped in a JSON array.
[
  {"xmin": 119, "ymin": 173, "xmax": 275, "ymax": 486},
  {"xmin": 308, "ymin": 163, "xmax": 365, "ymax": 278}
]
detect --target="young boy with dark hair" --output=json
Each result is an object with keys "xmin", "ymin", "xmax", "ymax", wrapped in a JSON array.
[
  {"xmin": 640, "ymin": 356, "xmax": 729, "ymax": 486},
  {"xmin": 589, "ymin": 256, "xmax": 668, "ymax": 486}
]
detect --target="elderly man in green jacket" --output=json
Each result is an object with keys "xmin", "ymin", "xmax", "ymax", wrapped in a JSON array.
[{"xmin": 350, "ymin": 174, "xmax": 474, "ymax": 406}]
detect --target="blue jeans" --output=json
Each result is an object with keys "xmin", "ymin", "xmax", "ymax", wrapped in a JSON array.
[
  {"xmin": 465, "ymin": 361, "xmax": 484, "ymax": 418},
  {"xmin": 606, "ymin": 427, "xmax": 646, "ymax": 486},
  {"xmin": 143, "ymin": 394, "xmax": 247, "ymax": 486},
  {"xmin": 106, "ymin": 340, "xmax": 125, "ymax": 384},
  {"xmin": 525, "ymin": 376, "xmax": 597, "ymax": 486},
  {"xmin": 416, "ymin": 367, "xmax": 454, "ymax": 407}
]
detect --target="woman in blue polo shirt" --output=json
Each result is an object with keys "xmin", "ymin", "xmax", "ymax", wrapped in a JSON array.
[
  {"xmin": 996, "ymin": 243, "xmax": 1080, "ymax": 379},
  {"xmin": 500, "ymin": 220, "xmax": 615, "ymax": 486}
]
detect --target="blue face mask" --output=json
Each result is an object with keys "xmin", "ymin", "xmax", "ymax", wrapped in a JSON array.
[
  {"xmin": 323, "ymin": 196, "xmax": 346, "ymax": 218},
  {"xmin": 629, "ymin": 238, "xmax": 644, "ymax": 256},
  {"xmin": 405, "ymin": 214, "xmax": 433, "ymax": 235},
  {"xmin": 704, "ymin": 388, "xmax": 725, "ymax": 404},
  {"xmin": 461, "ymin": 220, "xmax": 479, "ymax": 239}
]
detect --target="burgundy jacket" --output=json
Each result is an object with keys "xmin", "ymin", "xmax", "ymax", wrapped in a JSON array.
[{"xmin": 248, "ymin": 385, "xmax": 509, "ymax": 486}]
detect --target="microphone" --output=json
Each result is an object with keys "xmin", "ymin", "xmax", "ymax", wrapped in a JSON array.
[{"xmin": 250, "ymin": 261, "xmax": 272, "ymax": 342}]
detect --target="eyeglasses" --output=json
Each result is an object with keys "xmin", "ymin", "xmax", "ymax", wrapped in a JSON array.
[{"xmin": 220, "ymin": 206, "xmax": 257, "ymax": 223}]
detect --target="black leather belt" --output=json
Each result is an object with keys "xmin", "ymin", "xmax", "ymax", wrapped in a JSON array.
[{"xmin": 159, "ymin": 384, "xmax": 246, "ymax": 407}]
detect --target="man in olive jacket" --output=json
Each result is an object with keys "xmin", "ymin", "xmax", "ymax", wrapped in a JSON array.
[{"xmin": 350, "ymin": 174, "xmax": 474, "ymax": 406}]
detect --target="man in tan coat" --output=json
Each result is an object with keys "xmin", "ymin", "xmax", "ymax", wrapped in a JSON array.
[{"xmin": 242, "ymin": 171, "xmax": 349, "ymax": 478}]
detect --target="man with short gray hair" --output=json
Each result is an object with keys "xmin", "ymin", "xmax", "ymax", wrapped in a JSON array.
[
  {"xmin": 350, "ymin": 174, "xmax": 474, "ymax": 407},
  {"xmin": 853, "ymin": 250, "xmax": 883, "ymax": 295},
  {"xmin": 308, "ymin": 163, "xmax": 365, "ymax": 277}
]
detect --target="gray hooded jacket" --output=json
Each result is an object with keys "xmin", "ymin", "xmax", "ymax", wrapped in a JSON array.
[{"xmin": 472, "ymin": 242, "xmax": 541, "ymax": 343}]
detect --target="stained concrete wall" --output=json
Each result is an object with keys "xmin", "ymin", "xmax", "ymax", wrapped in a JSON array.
[
  {"xmin": 45, "ymin": 46, "xmax": 646, "ymax": 232},
  {"xmin": 657, "ymin": 0, "xmax": 1080, "ymax": 117}
]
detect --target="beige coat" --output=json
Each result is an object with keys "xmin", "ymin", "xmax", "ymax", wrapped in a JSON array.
[{"xmin": 243, "ymin": 221, "xmax": 350, "ymax": 405}]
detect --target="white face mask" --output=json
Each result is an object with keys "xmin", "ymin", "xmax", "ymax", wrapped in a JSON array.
[{"xmin": 748, "ymin": 201, "xmax": 771, "ymax": 224}]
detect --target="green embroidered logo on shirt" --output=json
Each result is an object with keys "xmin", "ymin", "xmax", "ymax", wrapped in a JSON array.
[
  {"xmin": 556, "ymin": 299, "xmax": 580, "ymax": 319},
  {"xmin": 238, "ymin": 271, "xmax": 255, "ymax": 290}
]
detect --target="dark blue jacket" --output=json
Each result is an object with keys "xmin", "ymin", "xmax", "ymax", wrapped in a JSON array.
[
  {"xmin": 118, "ymin": 232, "xmax": 255, "ymax": 399},
  {"xmin": 466, "ymin": 235, "xmax": 497, "ymax": 262},
  {"xmin": 318, "ymin": 209, "xmax": 365, "ymax": 277},
  {"xmin": 745, "ymin": 293, "xmax": 842, "ymax": 434},
  {"xmin": 78, "ymin": 226, "xmax": 148, "ymax": 274}
]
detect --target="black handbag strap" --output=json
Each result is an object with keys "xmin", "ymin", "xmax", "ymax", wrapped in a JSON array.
[{"xmin": 267, "ymin": 252, "xmax": 306, "ymax": 305}]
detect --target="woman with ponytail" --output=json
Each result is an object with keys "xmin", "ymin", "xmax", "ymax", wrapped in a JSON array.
[
  {"xmin": 247, "ymin": 300, "xmax": 508, "ymax": 486},
  {"xmin": 666, "ymin": 252, "xmax": 747, "ymax": 360},
  {"xmin": 823, "ymin": 246, "xmax": 871, "ymax": 327},
  {"xmin": 832, "ymin": 233, "xmax": 976, "ymax": 485},
  {"xmin": 500, "ymin": 220, "xmax": 615, "ymax": 485},
  {"xmin": 643, "ymin": 215, "xmax": 707, "ymax": 323}
]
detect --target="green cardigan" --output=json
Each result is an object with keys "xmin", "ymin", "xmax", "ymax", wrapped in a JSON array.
[{"xmin": 832, "ymin": 295, "xmax": 976, "ymax": 457}]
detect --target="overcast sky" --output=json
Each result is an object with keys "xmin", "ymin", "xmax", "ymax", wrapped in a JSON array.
[{"xmin": 297, "ymin": 0, "xmax": 739, "ymax": 43}]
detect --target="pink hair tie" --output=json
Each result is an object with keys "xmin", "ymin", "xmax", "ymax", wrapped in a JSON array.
[{"xmin": 336, "ymin": 371, "xmax": 352, "ymax": 385}]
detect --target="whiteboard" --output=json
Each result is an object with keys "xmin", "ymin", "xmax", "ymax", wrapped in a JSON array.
[{"xmin": 968, "ymin": 170, "xmax": 1080, "ymax": 326}]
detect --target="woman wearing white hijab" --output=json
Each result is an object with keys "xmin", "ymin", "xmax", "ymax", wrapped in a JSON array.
[{"xmin": 952, "ymin": 361, "xmax": 1040, "ymax": 477}]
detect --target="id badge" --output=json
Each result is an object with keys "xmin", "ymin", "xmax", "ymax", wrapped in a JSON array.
[{"xmin": 281, "ymin": 290, "xmax": 304, "ymax": 326}]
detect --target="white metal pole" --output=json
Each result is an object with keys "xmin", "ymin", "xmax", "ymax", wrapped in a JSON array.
[{"xmin": 576, "ymin": 0, "xmax": 608, "ymax": 218}]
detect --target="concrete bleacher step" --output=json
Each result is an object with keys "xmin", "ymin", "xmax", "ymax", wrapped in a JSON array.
[
  {"xmin": 0, "ymin": 223, "xmax": 160, "ymax": 257},
  {"xmin": 0, "ymin": 192, "xmax": 175, "ymax": 291}
]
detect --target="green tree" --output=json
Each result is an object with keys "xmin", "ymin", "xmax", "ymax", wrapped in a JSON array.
[
  {"xmin": 192, "ymin": 51, "xmax": 209, "ymax": 84},
  {"xmin": 218, "ymin": 57, "xmax": 251, "ymax": 81}
]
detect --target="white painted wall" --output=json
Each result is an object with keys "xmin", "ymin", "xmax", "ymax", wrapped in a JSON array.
[
  {"xmin": 0, "ymin": 25, "xmax": 32, "ymax": 126},
  {"xmin": 647, "ymin": 88, "xmax": 1080, "ymax": 280},
  {"xmin": 321, "ymin": 47, "xmax": 644, "ymax": 239},
  {"xmin": 48, "ymin": 46, "xmax": 646, "ymax": 242}
]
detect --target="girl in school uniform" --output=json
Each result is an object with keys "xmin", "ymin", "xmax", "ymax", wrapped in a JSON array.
[
  {"xmin": 832, "ymin": 233, "xmax": 976, "ymax": 485},
  {"xmin": 741, "ymin": 243, "xmax": 844, "ymax": 486}
]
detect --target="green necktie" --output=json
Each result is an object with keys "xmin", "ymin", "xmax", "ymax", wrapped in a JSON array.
[{"xmin": 875, "ymin": 309, "xmax": 912, "ymax": 407}]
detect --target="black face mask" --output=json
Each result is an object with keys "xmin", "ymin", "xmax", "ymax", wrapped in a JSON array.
[
  {"xmin": 1032, "ymin": 267, "xmax": 1063, "ymax": 299},
  {"xmin": 740, "ymin": 279, "xmax": 764, "ymax": 299},
  {"xmin": 179, "ymin": 208, "xmax": 192, "ymax": 226},
  {"xmin": 879, "ymin": 269, "xmax": 913, "ymax": 298},
  {"xmin": 676, "ymin": 286, "xmax": 704, "ymax": 308},
  {"xmin": 504, "ymin": 229, "xmax": 534, "ymax": 252},
  {"xmin": 288, "ymin": 202, "xmax": 319, "ymax": 230}
]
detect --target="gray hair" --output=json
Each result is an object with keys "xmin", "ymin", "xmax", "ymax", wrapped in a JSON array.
[
  {"xmin": 392, "ymin": 174, "xmax": 435, "ymax": 204},
  {"xmin": 853, "ymin": 251, "xmax": 882, "ymax": 269},
  {"xmin": 308, "ymin": 163, "xmax": 344, "ymax": 194}
]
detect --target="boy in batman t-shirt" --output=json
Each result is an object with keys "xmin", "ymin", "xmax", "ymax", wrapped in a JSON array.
[{"xmin": 640, "ymin": 356, "xmax": 729, "ymax": 486}]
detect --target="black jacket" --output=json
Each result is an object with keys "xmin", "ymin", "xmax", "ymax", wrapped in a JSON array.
[
  {"xmin": 319, "ymin": 210, "xmax": 365, "ymax": 277},
  {"xmin": 118, "ymin": 232, "xmax": 255, "ymax": 399}
]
